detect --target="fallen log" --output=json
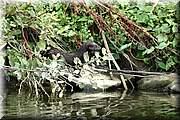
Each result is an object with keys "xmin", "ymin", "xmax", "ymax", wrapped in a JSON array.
[{"xmin": 93, "ymin": 67, "xmax": 166, "ymax": 76}]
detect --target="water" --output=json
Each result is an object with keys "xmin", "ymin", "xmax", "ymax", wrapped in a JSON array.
[{"xmin": 1, "ymin": 89, "xmax": 180, "ymax": 120}]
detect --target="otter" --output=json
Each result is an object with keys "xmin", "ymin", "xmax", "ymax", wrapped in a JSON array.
[{"xmin": 42, "ymin": 42, "xmax": 101, "ymax": 65}]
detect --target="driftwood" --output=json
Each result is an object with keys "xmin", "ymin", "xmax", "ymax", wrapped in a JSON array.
[
  {"xmin": 3, "ymin": 65, "xmax": 177, "ymax": 93},
  {"xmin": 1, "ymin": 65, "xmax": 166, "ymax": 77},
  {"xmin": 93, "ymin": 67, "xmax": 166, "ymax": 77},
  {"xmin": 101, "ymin": 30, "xmax": 128, "ymax": 90}
]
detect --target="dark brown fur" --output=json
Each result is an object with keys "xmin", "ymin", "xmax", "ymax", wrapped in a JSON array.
[{"xmin": 42, "ymin": 42, "xmax": 101, "ymax": 65}]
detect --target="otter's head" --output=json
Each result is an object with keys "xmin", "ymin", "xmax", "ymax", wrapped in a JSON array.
[{"xmin": 86, "ymin": 42, "xmax": 101, "ymax": 52}]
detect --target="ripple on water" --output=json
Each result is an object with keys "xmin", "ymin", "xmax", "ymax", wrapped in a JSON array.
[{"xmin": 2, "ymin": 91, "xmax": 180, "ymax": 119}]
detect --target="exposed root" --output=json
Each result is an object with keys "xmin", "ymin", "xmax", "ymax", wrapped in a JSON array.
[
  {"xmin": 18, "ymin": 72, "xmax": 29, "ymax": 95},
  {"xmin": 36, "ymin": 80, "xmax": 50, "ymax": 98}
]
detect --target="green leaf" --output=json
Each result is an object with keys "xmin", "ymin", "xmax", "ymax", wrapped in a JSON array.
[
  {"xmin": 112, "ymin": 53, "xmax": 120, "ymax": 59},
  {"xmin": 14, "ymin": 71, "xmax": 22, "ymax": 80},
  {"xmin": 144, "ymin": 6, "xmax": 153, "ymax": 12},
  {"xmin": 78, "ymin": 17, "xmax": 87, "ymax": 22},
  {"xmin": 155, "ymin": 42, "xmax": 169, "ymax": 49},
  {"xmin": 157, "ymin": 61, "xmax": 166, "ymax": 70},
  {"xmin": 137, "ymin": 44, "xmax": 146, "ymax": 50},
  {"xmin": 142, "ymin": 46, "xmax": 155, "ymax": 55},
  {"xmin": 161, "ymin": 24, "xmax": 170, "ymax": 33},
  {"xmin": 29, "ymin": 10, "xmax": 36, "ymax": 17},
  {"xmin": 166, "ymin": 19, "xmax": 174, "ymax": 26},
  {"xmin": 21, "ymin": 58, "xmax": 29, "ymax": 67},
  {"xmin": 172, "ymin": 38, "xmax": 177, "ymax": 48},
  {"xmin": 119, "ymin": 43, "xmax": 132, "ymax": 51},
  {"xmin": 30, "ymin": 58, "xmax": 42, "ymax": 68},
  {"xmin": 61, "ymin": 33, "xmax": 68, "ymax": 37},
  {"xmin": 14, "ymin": 62, "xmax": 20, "ymax": 68},
  {"xmin": 166, "ymin": 57, "xmax": 176, "ymax": 71},
  {"xmin": 157, "ymin": 34, "xmax": 168, "ymax": 43},
  {"xmin": 68, "ymin": 30, "xmax": 76, "ymax": 37},
  {"xmin": 57, "ymin": 25, "xmax": 70, "ymax": 34},
  {"xmin": 172, "ymin": 25, "xmax": 177, "ymax": 33},
  {"xmin": 10, "ymin": 22, "xmax": 16, "ymax": 27},
  {"xmin": 37, "ymin": 40, "xmax": 46, "ymax": 51},
  {"xmin": 143, "ymin": 58, "xmax": 149, "ymax": 64},
  {"xmin": 149, "ymin": 14, "xmax": 157, "ymax": 20}
]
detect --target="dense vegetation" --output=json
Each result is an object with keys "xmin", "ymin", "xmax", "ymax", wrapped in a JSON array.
[{"xmin": 1, "ymin": 1, "xmax": 178, "ymax": 96}]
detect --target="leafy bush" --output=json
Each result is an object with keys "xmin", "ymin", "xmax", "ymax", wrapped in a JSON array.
[
  {"xmin": 117, "ymin": 3, "xmax": 178, "ymax": 71},
  {"xmin": 2, "ymin": 1, "xmax": 178, "ymax": 96}
]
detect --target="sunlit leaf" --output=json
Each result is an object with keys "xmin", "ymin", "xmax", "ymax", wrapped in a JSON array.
[
  {"xmin": 73, "ymin": 70, "xmax": 80, "ymax": 74},
  {"xmin": 102, "ymin": 48, "xmax": 107, "ymax": 56},
  {"xmin": 50, "ymin": 61, "xmax": 58, "ymax": 68},
  {"xmin": 166, "ymin": 19, "xmax": 174, "ymax": 26},
  {"xmin": 14, "ymin": 71, "xmax": 21, "ymax": 80},
  {"xmin": 172, "ymin": 25, "xmax": 177, "ymax": 33},
  {"xmin": 161, "ymin": 24, "xmax": 170, "ymax": 33},
  {"xmin": 155, "ymin": 42, "xmax": 169, "ymax": 49},
  {"xmin": 73, "ymin": 57, "xmax": 82, "ymax": 65},
  {"xmin": 172, "ymin": 38, "xmax": 176, "ymax": 48},
  {"xmin": 68, "ymin": 30, "xmax": 76, "ymax": 37},
  {"xmin": 157, "ymin": 61, "xmax": 166, "ymax": 70},
  {"xmin": 166, "ymin": 56, "xmax": 176, "ymax": 71},
  {"xmin": 96, "ymin": 59, "xmax": 101, "ymax": 66},
  {"xmin": 37, "ymin": 40, "xmax": 46, "ymax": 51},
  {"xmin": 83, "ymin": 51, "xmax": 89, "ymax": 62},
  {"xmin": 143, "ymin": 58, "xmax": 149, "ymax": 64},
  {"xmin": 10, "ymin": 23, "xmax": 16, "ymax": 27},
  {"xmin": 157, "ymin": 34, "xmax": 168, "ymax": 43},
  {"xmin": 119, "ymin": 43, "xmax": 132, "ymax": 51},
  {"xmin": 57, "ymin": 25, "xmax": 70, "ymax": 34},
  {"xmin": 95, "ymin": 52, "xmax": 100, "ymax": 58},
  {"xmin": 142, "ymin": 46, "xmax": 155, "ymax": 55},
  {"xmin": 102, "ymin": 56, "xmax": 108, "ymax": 61},
  {"xmin": 78, "ymin": 17, "xmax": 87, "ymax": 21},
  {"xmin": 58, "ymin": 90, "xmax": 64, "ymax": 98},
  {"xmin": 144, "ymin": 6, "xmax": 153, "ymax": 12}
]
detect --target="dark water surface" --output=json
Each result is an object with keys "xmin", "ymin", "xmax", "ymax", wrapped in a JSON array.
[{"xmin": 2, "ymin": 89, "xmax": 180, "ymax": 120}]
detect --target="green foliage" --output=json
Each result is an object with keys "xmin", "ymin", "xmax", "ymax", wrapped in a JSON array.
[
  {"xmin": 117, "ymin": 2, "xmax": 177, "ymax": 71},
  {"xmin": 3, "ymin": 2, "xmax": 178, "ymax": 85},
  {"xmin": 3, "ymin": 2, "xmax": 96, "ymax": 73},
  {"xmin": 2, "ymin": 1, "xmax": 178, "ymax": 98}
]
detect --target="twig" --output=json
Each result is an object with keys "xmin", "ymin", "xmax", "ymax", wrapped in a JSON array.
[
  {"xmin": 58, "ymin": 75, "xmax": 74, "ymax": 92},
  {"xmin": 7, "ymin": 42, "xmax": 25, "ymax": 55},
  {"xmin": 92, "ymin": 68, "xmax": 157, "ymax": 77},
  {"xmin": 93, "ymin": 67, "xmax": 166, "ymax": 76},
  {"xmin": 1, "ymin": 66, "xmax": 47, "ymax": 72},
  {"xmin": 34, "ymin": 80, "xmax": 39, "ymax": 97},
  {"xmin": 18, "ymin": 72, "xmax": 30, "ymax": 95},
  {"xmin": 36, "ymin": 80, "xmax": 50, "ymax": 98},
  {"xmin": 107, "ymin": 38, "xmax": 138, "ymax": 69},
  {"xmin": 28, "ymin": 81, "xmax": 32, "ymax": 94},
  {"xmin": 101, "ymin": 30, "xmax": 128, "ymax": 90},
  {"xmin": 122, "ymin": 52, "xmax": 134, "ymax": 70},
  {"xmin": 32, "ymin": 74, "xmax": 39, "ymax": 97},
  {"xmin": 120, "ymin": 90, "xmax": 127, "ymax": 100},
  {"xmin": 128, "ymin": 79, "xmax": 135, "ymax": 89},
  {"xmin": 82, "ymin": 4, "xmax": 115, "ymax": 36},
  {"xmin": 151, "ymin": 0, "xmax": 159, "ymax": 13},
  {"xmin": 22, "ymin": 27, "xmax": 33, "ymax": 59}
]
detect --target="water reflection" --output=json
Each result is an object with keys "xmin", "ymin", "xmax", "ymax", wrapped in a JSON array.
[{"xmin": 2, "ymin": 90, "xmax": 180, "ymax": 119}]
